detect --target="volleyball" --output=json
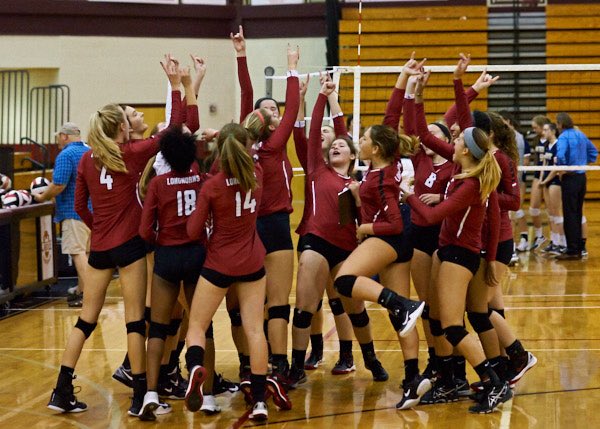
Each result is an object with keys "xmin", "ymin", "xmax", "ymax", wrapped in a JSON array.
[
  {"xmin": 1, "ymin": 189, "xmax": 32, "ymax": 208},
  {"xmin": 30, "ymin": 176, "xmax": 50, "ymax": 195}
]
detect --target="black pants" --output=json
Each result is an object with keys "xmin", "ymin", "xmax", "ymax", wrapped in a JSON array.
[{"xmin": 561, "ymin": 173, "xmax": 586, "ymax": 254}]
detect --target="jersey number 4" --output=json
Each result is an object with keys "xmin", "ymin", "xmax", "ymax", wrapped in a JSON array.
[
  {"xmin": 235, "ymin": 190, "xmax": 256, "ymax": 217},
  {"xmin": 100, "ymin": 167, "xmax": 113, "ymax": 190},
  {"xmin": 177, "ymin": 190, "xmax": 196, "ymax": 216}
]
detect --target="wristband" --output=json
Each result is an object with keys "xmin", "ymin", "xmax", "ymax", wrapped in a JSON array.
[{"xmin": 287, "ymin": 70, "xmax": 299, "ymax": 77}]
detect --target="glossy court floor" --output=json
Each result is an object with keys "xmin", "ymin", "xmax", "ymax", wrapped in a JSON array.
[{"xmin": 1, "ymin": 206, "xmax": 599, "ymax": 428}]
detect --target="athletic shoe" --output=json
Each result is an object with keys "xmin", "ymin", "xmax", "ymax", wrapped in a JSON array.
[
  {"xmin": 422, "ymin": 358, "xmax": 438, "ymax": 382},
  {"xmin": 389, "ymin": 300, "xmax": 425, "ymax": 338},
  {"xmin": 155, "ymin": 401, "xmax": 172, "ymax": 415},
  {"xmin": 582, "ymin": 248, "xmax": 589, "ymax": 258},
  {"xmin": 167, "ymin": 364, "xmax": 188, "ymax": 391},
  {"xmin": 516, "ymin": 237, "xmax": 529, "ymax": 252},
  {"xmin": 266, "ymin": 375, "xmax": 292, "ymax": 410},
  {"xmin": 185, "ymin": 365, "xmax": 207, "ymax": 412},
  {"xmin": 365, "ymin": 358, "xmax": 389, "ymax": 382},
  {"xmin": 509, "ymin": 252, "xmax": 519, "ymax": 267},
  {"xmin": 288, "ymin": 366, "xmax": 307, "ymax": 388},
  {"xmin": 68, "ymin": 295, "xmax": 83, "ymax": 308},
  {"xmin": 468, "ymin": 382, "xmax": 512, "ymax": 414},
  {"xmin": 250, "ymin": 401, "xmax": 268, "ymax": 421},
  {"xmin": 138, "ymin": 391, "xmax": 159, "ymax": 421},
  {"xmin": 112, "ymin": 364, "xmax": 133, "ymax": 389},
  {"xmin": 200, "ymin": 395, "xmax": 221, "ymax": 414},
  {"xmin": 331, "ymin": 352, "xmax": 356, "ymax": 375},
  {"xmin": 420, "ymin": 381, "xmax": 458, "ymax": 404},
  {"xmin": 158, "ymin": 379, "xmax": 185, "ymax": 400},
  {"xmin": 239, "ymin": 377, "xmax": 252, "ymax": 405},
  {"xmin": 530, "ymin": 235, "xmax": 546, "ymax": 251},
  {"xmin": 304, "ymin": 349, "xmax": 323, "ymax": 370},
  {"xmin": 47, "ymin": 385, "xmax": 87, "ymax": 413},
  {"xmin": 396, "ymin": 375, "xmax": 432, "ymax": 410},
  {"xmin": 509, "ymin": 352, "xmax": 537, "ymax": 388},
  {"xmin": 455, "ymin": 378, "xmax": 472, "ymax": 397},
  {"xmin": 213, "ymin": 372, "xmax": 239, "ymax": 395},
  {"xmin": 127, "ymin": 396, "xmax": 144, "ymax": 417},
  {"xmin": 67, "ymin": 286, "xmax": 79, "ymax": 296}
]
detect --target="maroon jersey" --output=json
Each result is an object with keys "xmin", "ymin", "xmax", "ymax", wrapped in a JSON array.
[
  {"xmin": 481, "ymin": 190, "xmax": 501, "ymax": 261},
  {"xmin": 360, "ymin": 161, "xmax": 404, "ymax": 236},
  {"xmin": 140, "ymin": 170, "xmax": 207, "ymax": 246},
  {"xmin": 493, "ymin": 150, "xmax": 520, "ymax": 242},
  {"xmin": 252, "ymin": 75, "xmax": 299, "ymax": 217},
  {"xmin": 75, "ymin": 91, "xmax": 183, "ymax": 251},
  {"xmin": 407, "ymin": 177, "xmax": 499, "ymax": 260},
  {"xmin": 383, "ymin": 87, "xmax": 405, "ymax": 130},
  {"xmin": 303, "ymin": 93, "xmax": 357, "ymax": 251},
  {"xmin": 187, "ymin": 165, "xmax": 265, "ymax": 276},
  {"xmin": 238, "ymin": 56, "xmax": 253, "ymax": 123},
  {"xmin": 444, "ymin": 85, "xmax": 478, "ymax": 127}
]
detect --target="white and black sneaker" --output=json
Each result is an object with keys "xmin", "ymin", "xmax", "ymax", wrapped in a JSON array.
[
  {"xmin": 200, "ymin": 395, "xmax": 221, "ymax": 415},
  {"xmin": 250, "ymin": 401, "xmax": 268, "ymax": 421},
  {"xmin": 394, "ymin": 300, "xmax": 425, "ymax": 338},
  {"xmin": 531, "ymin": 235, "xmax": 546, "ymax": 251},
  {"xmin": 47, "ymin": 386, "xmax": 87, "ymax": 413},
  {"xmin": 112, "ymin": 364, "xmax": 133, "ymax": 389},
  {"xmin": 396, "ymin": 375, "xmax": 432, "ymax": 410},
  {"xmin": 516, "ymin": 237, "xmax": 529, "ymax": 252},
  {"xmin": 138, "ymin": 391, "xmax": 160, "ymax": 421},
  {"xmin": 468, "ymin": 381, "xmax": 512, "ymax": 414}
]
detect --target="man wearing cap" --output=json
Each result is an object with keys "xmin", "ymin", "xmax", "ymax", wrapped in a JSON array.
[{"xmin": 34, "ymin": 122, "xmax": 90, "ymax": 306}]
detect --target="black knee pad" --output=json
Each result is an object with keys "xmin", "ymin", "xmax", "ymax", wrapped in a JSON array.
[
  {"xmin": 422, "ymin": 304, "xmax": 430, "ymax": 320},
  {"xmin": 429, "ymin": 318, "xmax": 443, "ymax": 337},
  {"xmin": 126, "ymin": 319, "xmax": 146, "ymax": 336},
  {"xmin": 334, "ymin": 275, "xmax": 357, "ymax": 298},
  {"xmin": 144, "ymin": 306, "xmax": 151, "ymax": 323},
  {"xmin": 228, "ymin": 309, "xmax": 242, "ymax": 327},
  {"xmin": 316, "ymin": 299, "xmax": 323, "ymax": 312},
  {"xmin": 490, "ymin": 308, "xmax": 505, "ymax": 319},
  {"xmin": 348, "ymin": 309, "xmax": 370, "ymax": 328},
  {"xmin": 268, "ymin": 305, "xmax": 291, "ymax": 322},
  {"xmin": 148, "ymin": 321, "xmax": 170, "ymax": 340},
  {"xmin": 74, "ymin": 317, "xmax": 97, "ymax": 339},
  {"xmin": 443, "ymin": 325, "xmax": 469, "ymax": 347},
  {"xmin": 329, "ymin": 298, "xmax": 345, "ymax": 316},
  {"xmin": 206, "ymin": 322, "xmax": 214, "ymax": 339},
  {"xmin": 467, "ymin": 312, "xmax": 494, "ymax": 334},
  {"xmin": 166, "ymin": 318, "xmax": 182, "ymax": 337},
  {"xmin": 292, "ymin": 308, "xmax": 314, "ymax": 329}
]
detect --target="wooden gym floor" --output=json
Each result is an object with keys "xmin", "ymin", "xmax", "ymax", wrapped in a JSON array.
[{"xmin": 1, "ymin": 203, "xmax": 600, "ymax": 428}]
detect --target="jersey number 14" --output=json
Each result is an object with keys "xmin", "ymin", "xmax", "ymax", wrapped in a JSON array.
[{"xmin": 235, "ymin": 190, "xmax": 256, "ymax": 217}]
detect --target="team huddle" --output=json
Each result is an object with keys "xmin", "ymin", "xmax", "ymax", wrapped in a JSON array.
[{"xmin": 45, "ymin": 27, "xmax": 599, "ymax": 422}]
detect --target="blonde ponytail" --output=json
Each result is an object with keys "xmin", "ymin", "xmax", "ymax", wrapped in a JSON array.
[
  {"xmin": 88, "ymin": 104, "xmax": 128, "ymax": 173},
  {"xmin": 138, "ymin": 156, "xmax": 157, "ymax": 201},
  {"xmin": 243, "ymin": 108, "xmax": 271, "ymax": 142},
  {"xmin": 454, "ymin": 127, "xmax": 501, "ymax": 203},
  {"xmin": 218, "ymin": 123, "xmax": 257, "ymax": 193}
]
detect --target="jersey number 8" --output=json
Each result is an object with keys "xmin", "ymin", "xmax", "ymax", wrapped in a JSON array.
[{"xmin": 235, "ymin": 190, "xmax": 256, "ymax": 217}]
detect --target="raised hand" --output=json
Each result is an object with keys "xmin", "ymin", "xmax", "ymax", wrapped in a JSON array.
[
  {"xmin": 454, "ymin": 53, "xmax": 471, "ymax": 79},
  {"xmin": 402, "ymin": 52, "xmax": 427, "ymax": 77},
  {"xmin": 472, "ymin": 68, "xmax": 500, "ymax": 92},
  {"xmin": 320, "ymin": 80, "xmax": 336, "ymax": 97},
  {"xmin": 230, "ymin": 25, "xmax": 246, "ymax": 56},
  {"xmin": 299, "ymin": 74, "xmax": 310, "ymax": 98},
  {"xmin": 190, "ymin": 55, "xmax": 207, "ymax": 81},
  {"xmin": 287, "ymin": 44, "xmax": 300, "ymax": 71},
  {"xmin": 160, "ymin": 54, "xmax": 181, "ymax": 87},
  {"xmin": 180, "ymin": 66, "xmax": 192, "ymax": 87},
  {"xmin": 416, "ymin": 69, "xmax": 431, "ymax": 96}
]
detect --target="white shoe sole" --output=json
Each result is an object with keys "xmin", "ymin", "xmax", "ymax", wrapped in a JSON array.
[
  {"xmin": 399, "ymin": 301, "xmax": 425, "ymax": 338},
  {"xmin": 510, "ymin": 353, "xmax": 538, "ymax": 387}
]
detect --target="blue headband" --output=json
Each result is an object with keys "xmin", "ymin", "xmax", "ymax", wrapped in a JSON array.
[{"xmin": 464, "ymin": 127, "xmax": 485, "ymax": 160}]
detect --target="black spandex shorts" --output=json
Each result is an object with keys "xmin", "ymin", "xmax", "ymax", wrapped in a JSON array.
[
  {"xmin": 437, "ymin": 245, "xmax": 480, "ymax": 276},
  {"xmin": 298, "ymin": 233, "xmax": 352, "ymax": 270},
  {"xmin": 366, "ymin": 233, "xmax": 413, "ymax": 263},
  {"xmin": 495, "ymin": 239, "xmax": 514, "ymax": 266},
  {"xmin": 257, "ymin": 212, "xmax": 293, "ymax": 254},
  {"xmin": 154, "ymin": 243, "xmax": 206, "ymax": 285},
  {"xmin": 88, "ymin": 235, "xmax": 146, "ymax": 270},
  {"xmin": 410, "ymin": 223, "xmax": 441, "ymax": 256},
  {"xmin": 202, "ymin": 267, "xmax": 266, "ymax": 289}
]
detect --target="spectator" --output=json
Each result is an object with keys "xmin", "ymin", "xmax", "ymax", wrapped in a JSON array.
[
  {"xmin": 34, "ymin": 122, "xmax": 90, "ymax": 306},
  {"xmin": 554, "ymin": 113, "xmax": 598, "ymax": 260}
]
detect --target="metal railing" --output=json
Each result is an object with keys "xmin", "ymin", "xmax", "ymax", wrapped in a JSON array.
[
  {"xmin": 0, "ymin": 70, "xmax": 30, "ymax": 145},
  {"xmin": 28, "ymin": 85, "xmax": 70, "ymax": 145}
]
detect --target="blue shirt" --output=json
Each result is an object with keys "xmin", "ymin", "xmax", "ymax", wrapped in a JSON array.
[
  {"xmin": 556, "ymin": 128, "xmax": 598, "ymax": 174},
  {"xmin": 52, "ymin": 141, "xmax": 91, "ymax": 222}
]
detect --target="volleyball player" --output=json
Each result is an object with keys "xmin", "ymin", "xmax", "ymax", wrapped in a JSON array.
[
  {"xmin": 241, "ymin": 45, "xmax": 300, "ymax": 385},
  {"xmin": 47, "ymin": 58, "xmax": 187, "ymax": 416},
  {"xmin": 293, "ymin": 75, "xmax": 359, "ymax": 375},
  {"xmin": 185, "ymin": 123, "xmax": 290, "ymax": 421}
]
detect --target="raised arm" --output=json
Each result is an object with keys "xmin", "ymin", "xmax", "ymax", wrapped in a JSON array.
[
  {"xmin": 415, "ymin": 101, "xmax": 454, "ymax": 161},
  {"xmin": 293, "ymin": 74, "xmax": 309, "ymax": 171},
  {"xmin": 231, "ymin": 26, "xmax": 254, "ymax": 122},
  {"xmin": 182, "ymin": 63, "xmax": 199, "ymax": 133},
  {"xmin": 383, "ymin": 53, "xmax": 425, "ymax": 129},
  {"xmin": 444, "ymin": 68, "xmax": 499, "ymax": 126},
  {"xmin": 264, "ymin": 45, "xmax": 300, "ymax": 151},
  {"xmin": 308, "ymin": 82, "xmax": 335, "ymax": 173},
  {"xmin": 75, "ymin": 160, "xmax": 93, "ymax": 229}
]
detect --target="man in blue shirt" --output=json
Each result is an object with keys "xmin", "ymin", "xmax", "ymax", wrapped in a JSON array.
[
  {"xmin": 34, "ymin": 122, "xmax": 90, "ymax": 304},
  {"xmin": 555, "ymin": 112, "xmax": 598, "ymax": 260}
]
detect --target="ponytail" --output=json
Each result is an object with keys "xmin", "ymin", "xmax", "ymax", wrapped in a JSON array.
[
  {"xmin": 218, "ymin": 123, "xmax": 257, "ymax": 193},
  {"xmin": 138, "ymin": 156, "xmax": 157, "ymax": 201},
  {"xmin": 455, "ymin": 127, "xmax": 501, "ymax": 203},
  {"xmin": 88, "ymin": 104, "xmax": 127, "ymax": 173},
  {"xmin": 243, "ymin": 108, "xmax": 271, "ymax": 142},
  {"xmin": 368, "ymin": 125, "xmax": 419, "ymax": 161},
  {"xmin": 489, "ymin": 111, "xmax": 519, "ymax": 164}
]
